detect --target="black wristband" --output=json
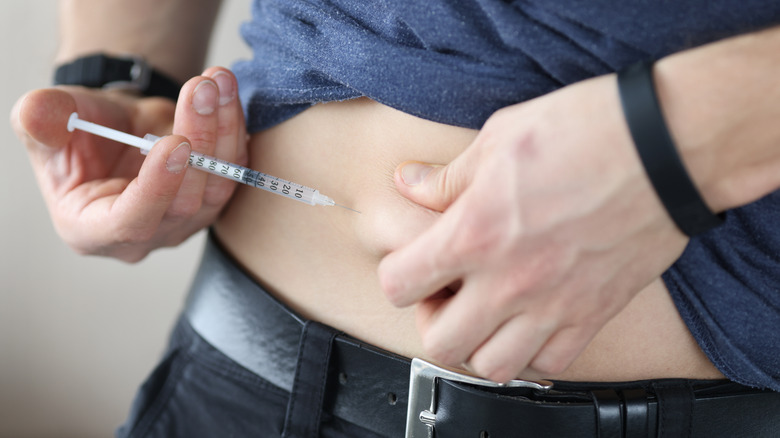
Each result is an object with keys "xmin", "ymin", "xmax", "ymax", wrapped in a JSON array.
[
  {"xmin": 53, "ymin": 53, "xmax": 181, "ymax": 101},
  {"xmin": 617, "ymin": 60, "xmax": 724, "ymax": 237}
]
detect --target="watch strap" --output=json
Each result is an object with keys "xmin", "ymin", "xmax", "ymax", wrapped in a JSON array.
[
  {"xmin": 53, "ymin": 53, "xmax": 180, "ymax": 100},
  {"xmin": 617, "ymin": 60, "xmax": 724, "ymax": 237}
]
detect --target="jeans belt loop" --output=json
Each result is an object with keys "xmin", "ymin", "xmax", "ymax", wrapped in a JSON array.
[{"xmin": 404, "ymin": 358, "xmax": 554, "ymax": 438}]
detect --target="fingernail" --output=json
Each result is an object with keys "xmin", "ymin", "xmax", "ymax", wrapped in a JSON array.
[
  {"xmin": 401, "ymin": 162, "xmax": 433, "ymax": 186},
  {"xmin": 166, "ymin": 142, "xmax": 191, "ymax": 173},
  {"xmin": 192, "ymin": 80, "xmax": 217, "ymax": 115},
  {"xmin": 211, "ymin": 71, "xmax": 236, "ymax": 106}
]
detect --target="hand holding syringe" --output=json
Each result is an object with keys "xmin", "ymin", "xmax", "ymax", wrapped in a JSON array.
[{"xmin": 67, "ymin": 113, "xmax": 359, "ymax": 213}]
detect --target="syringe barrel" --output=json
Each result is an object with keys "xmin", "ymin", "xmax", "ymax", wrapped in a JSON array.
[
  {"xmin": 187, "ymin": 151, "xmax": 333, "ymax": 206},
  {"xmin": 68, "ymin": 113, "xmax": 338, "ymax": 209}
]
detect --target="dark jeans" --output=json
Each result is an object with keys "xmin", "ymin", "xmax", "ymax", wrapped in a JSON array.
[
  {"xmin": 115, "ymin": 233, "xmax": 780, "ymax": 438},
  {"xmin": 116, "ymin": 317, "xmax": 382, "ymax": 438}
]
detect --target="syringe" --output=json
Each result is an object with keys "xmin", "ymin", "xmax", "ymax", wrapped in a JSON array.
[{"xmin": 67, "ymin": 113, "xmax": 359, "ymax": 213}]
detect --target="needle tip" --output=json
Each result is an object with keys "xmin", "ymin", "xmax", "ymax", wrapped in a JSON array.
[{"xmin": 335, "ymin": 204, "xmax": 362, "ymax": 214}]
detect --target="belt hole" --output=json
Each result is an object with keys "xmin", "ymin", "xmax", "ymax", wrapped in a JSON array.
[
  {"xmin": 480, "ymin": 431, "xmax": 490, "ymax": 438},
  {"xmin": 338, "ymin": 372, "xmax": 348, "ymax": 385},
  {"xmin": 387, "ymin": 392, "xmax": 398, "ymax": 406}
]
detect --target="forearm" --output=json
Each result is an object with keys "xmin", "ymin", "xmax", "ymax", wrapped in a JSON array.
[
  {"xmin": 56, "ymin": 0, "xmax": 223, "ymax": 84},
  {"xmin": 654, "ymin": 25, "xmax": 780, "ymax": 213}
]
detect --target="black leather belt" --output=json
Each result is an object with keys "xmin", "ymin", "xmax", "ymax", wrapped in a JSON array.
[{"xmin": 184, "ymin": 234, "xmax": 780, "ymax": 437}]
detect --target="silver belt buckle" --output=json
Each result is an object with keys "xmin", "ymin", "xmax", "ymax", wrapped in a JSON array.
[{"xmin": 404, "ymin": 358, "xmax": 554, "ymax": 438}]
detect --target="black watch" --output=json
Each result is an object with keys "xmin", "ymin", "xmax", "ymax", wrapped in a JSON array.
[{"xmin": 53, "ymin": 53, "xmax": 181, "ymax": 100}]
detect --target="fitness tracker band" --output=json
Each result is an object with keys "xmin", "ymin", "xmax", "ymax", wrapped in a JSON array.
[
  {"xmin": 617, "ymin": 60, "xmax": 724, "ymax": 237},
  {"xmin": 53, "ymin": 53, "xmax": 180, "ymax": 101}
]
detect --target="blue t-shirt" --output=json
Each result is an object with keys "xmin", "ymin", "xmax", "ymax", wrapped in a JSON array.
[{"xmin": 234, "ymin": 0, "xmax": 780, "ymax": 390}]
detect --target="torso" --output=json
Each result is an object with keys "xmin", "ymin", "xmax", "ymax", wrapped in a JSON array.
[{"xmin": 214, "ymin": 97, "xmax": 724, "ymax": 382}]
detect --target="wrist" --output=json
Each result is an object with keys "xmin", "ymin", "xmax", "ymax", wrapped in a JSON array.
[
  {"xmin": 652, "ymin": 26, "xmax": 780, "ymax": 212},
  {"xmin": 618, "ymin": 61, "xmax": 724, "ymax": 237},
  {"xmin": 56, "ymin": 0, "xmax": 222, "ymax": 84}
]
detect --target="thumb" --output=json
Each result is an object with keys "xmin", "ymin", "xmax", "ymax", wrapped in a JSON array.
[
  {"xmin": 13, "ymin": 88, "xmax": 77, "ymax": 154},
  {"xmin": 110, "ymin": 135, "xmax": 192, "ymax": 230},
  {"xmin": 394, "ymin": 158, "xmax": 473, "ymax": 212}
]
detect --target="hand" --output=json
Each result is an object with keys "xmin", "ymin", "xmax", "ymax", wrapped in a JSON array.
[
  {"xmin": 378, "ymin": 74, "xmax": 690, "ymax": 382},
  {"xmin": 11, "ymin": 67, "xmax": 247, "ymax": 262}
]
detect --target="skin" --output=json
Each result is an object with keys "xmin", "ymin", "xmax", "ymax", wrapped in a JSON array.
[
  {"xmin": 214, "ymin": 96, "xmax": 725, "ymax": 383},
  {"xmin": 12, "ymin": 1, "xmax": 780, "ymax": 383}
]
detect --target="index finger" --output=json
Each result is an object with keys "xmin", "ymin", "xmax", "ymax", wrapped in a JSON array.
[{"xmin": 378, "ymin": 200, "xmax": 469, "ymax": 307}]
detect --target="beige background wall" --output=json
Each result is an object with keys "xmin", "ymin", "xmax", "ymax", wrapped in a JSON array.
[{"xmin": 1, "ymin": 1, "xmax": 252, "ymax": 437}]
